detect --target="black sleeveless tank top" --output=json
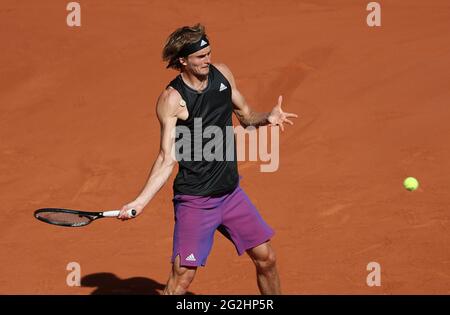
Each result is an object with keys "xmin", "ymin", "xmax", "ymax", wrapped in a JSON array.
[{"xmin": 168, "ymin": 64, "xmax": 239, "ymax": 196}]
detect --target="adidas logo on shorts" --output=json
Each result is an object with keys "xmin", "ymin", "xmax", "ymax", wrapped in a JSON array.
[{"xmin": 185, "ymin": 253, "xmax": 196, "ymax": 262}]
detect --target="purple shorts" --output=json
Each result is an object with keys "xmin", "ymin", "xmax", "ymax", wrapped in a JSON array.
[{"xmin": 171, "ymin": 185, "xmax": 274, "ymax": 267}]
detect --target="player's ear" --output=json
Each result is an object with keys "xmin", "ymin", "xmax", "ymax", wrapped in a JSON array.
[{"xmin": 179, "ymin": 57, "xmax": 188, "ymax": 66}]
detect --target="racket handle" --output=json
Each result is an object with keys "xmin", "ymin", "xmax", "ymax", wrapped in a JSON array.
[{"xmin": 103, "ymin": 209, "xmax": 137, "ymax": 218}]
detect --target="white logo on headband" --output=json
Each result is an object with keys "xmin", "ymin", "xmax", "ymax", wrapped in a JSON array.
[{"xmin": 200, "ymin": 40, "xmax": 207, "ymax": 47}]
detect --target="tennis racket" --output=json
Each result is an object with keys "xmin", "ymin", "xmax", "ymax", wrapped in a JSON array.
[{"xmin": 34, "ymin": 208, "xmax": 136, "ymax": 227}]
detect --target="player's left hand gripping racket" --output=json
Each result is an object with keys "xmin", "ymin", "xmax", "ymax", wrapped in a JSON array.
[{"xmin": 34, "ymin": 208, "xmax": 136, "ymax": 227}]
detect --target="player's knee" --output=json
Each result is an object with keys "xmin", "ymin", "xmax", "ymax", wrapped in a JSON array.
[
  {"xmin": 172, "ymin": 272, "xmax": 195, "ymax": 294},
  {"xmin": 177, "ymin": 276, "xmax": 193, "ymax": 291},
  {"xmin": 165, "ymin": 267, "xmax": 196, "ymax": 295},
  {"xmin": 254, "ymin": 249, "xmax": 277, "ymax": 273},
  {"xmin": 174, "ymin": 267, "xmax": 196, "ymax": 287}
]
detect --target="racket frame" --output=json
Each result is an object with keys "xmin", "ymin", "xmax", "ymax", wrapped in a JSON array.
[{"xmin": 34, "ymin": 208, "xmax": 135, "ymax": 227}]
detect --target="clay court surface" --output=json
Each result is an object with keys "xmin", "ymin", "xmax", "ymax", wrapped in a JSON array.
[{"xmin": 1, "ymin": 1, "xmax": 449, "ymax": 294}]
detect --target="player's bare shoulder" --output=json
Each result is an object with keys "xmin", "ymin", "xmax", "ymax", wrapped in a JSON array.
[
  {"xmin": 214, "ymin": 63, "xmax": 231, "ymax": 76},
  {"xmin": 213, "ymin": 63, "xmax": 235, "ymax": 87},
  {"xmin": 157, "ymin": 87, "xmax": 188, "ymax": 121}
]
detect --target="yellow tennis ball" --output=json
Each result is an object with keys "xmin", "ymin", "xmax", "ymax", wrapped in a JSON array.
[{"xmin": 403, "ymin": 177, "xmax": 419, "ymax": 191}]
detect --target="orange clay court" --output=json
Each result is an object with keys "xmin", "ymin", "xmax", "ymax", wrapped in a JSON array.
[{"xmin": 1, "ymin": 1, "xmax": 449, "ymax": 294}]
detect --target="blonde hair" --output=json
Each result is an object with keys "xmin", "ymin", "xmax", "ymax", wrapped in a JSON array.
[{"xmin": 162, "ymin": 23, "xmax": 207, "ymax": 70}]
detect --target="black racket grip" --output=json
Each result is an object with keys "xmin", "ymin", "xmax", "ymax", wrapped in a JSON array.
[{"xmin": 131, "ymin": 209, "xmax": 137, "ymax": 217}]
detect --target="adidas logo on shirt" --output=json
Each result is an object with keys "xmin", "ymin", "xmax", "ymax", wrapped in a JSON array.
[
  {"xmin": 185, "ymin": 253, "xmax": 196, "ymax": 262},
  {"xmin": 219, "ymin": 83, "xmax": 227, "ymax": 92},
  {"xmin": 200, "ymin": 40, "xmax": 207, "ymax": 47}
]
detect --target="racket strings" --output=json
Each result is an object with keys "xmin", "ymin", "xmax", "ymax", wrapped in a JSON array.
[{"xmin": 36, "ymin": 211, "xmax": 93, "ymax": 226}]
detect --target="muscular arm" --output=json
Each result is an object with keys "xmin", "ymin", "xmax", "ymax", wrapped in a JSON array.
[
  {"xmin": 134, "ymin": 94, "xmax": 178, "ymax": 205},
  {"xmin": 215, "ymin": 63, "xmax": 270, "ymax": 128},
  {"xmin": 215, "ymin": 63, "xmax": 298, "ymax": 131},
  {"xmin": 118, "ymin": 89, "xmax": 180, "ymax": 218}
]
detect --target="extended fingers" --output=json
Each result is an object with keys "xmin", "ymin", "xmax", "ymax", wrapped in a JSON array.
[
  {"xmin": 278, "ymin": 95, "xmax": 283, "ymax": 107},
  {"xmin": 284, "ymin": 118, "xmax": 294, "ymax": 125}
]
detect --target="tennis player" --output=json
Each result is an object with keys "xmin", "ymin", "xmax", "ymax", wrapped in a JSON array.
[{"xmin": 119, "ymin": 24, "xmax": 297, "ymax": 295}]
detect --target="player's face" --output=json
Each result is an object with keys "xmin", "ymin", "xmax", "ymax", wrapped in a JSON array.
[{"xmin": 184, "ymin": 47, "xmax": 212, "ymax": 76}]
